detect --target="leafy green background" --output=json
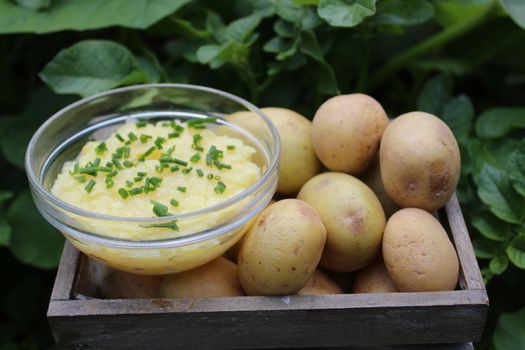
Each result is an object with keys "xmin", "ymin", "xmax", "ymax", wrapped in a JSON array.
[{"xmin": 1, "ymin": 0, "xmax": 525, "ymax": 348}]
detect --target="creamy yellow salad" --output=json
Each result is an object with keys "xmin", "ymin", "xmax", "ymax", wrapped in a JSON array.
[{"xmin": 51, "ymin": 118, "xmax": 262, "ymax": 274}]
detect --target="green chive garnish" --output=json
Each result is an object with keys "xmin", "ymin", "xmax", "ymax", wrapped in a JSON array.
[
  {"xmin": 136, "ymin": 119, "xmax": 148, "ymax": 128},
  {"xmin": 118, "ymin": 188, "xmax": 129, "ymax": 199},
  {"xmin": 196, "ymin": 169, "xmax": 204, "ymax": 177},
  {"xmin": 125, "ymin": 180, "xmax": 134, "ymax": 188},
  {"xmin": 129, "ymin": 187, "xmax": 143, "ymax": 196},
  {"xmin": 173, "ymin": 158, "xmax": 188, "ymax": 166},
  {"xmin": 75, "ymin": 175, "xmax": 86, "ymax": 183},
  {"xmin": 207, "ymin": 174, "xmax": 214, "ymax": 180},
  {"xmin": 140, "ymin": 220, "xmax": 179, "ymax": 231},
  {"xmin": 170, "ymin": 199, "xmax": 179, "ymax": 207},
  {"xmin": 123, "ymin": 160, "xmax": 133, "ymax": 168},
  {"xmin": 95, "ymin": 142, "xmax": 108, "ymax": 155},
  {"xmin": 168, "ymin": 132, "xmax": 180, "ymax": 138},
  {"xmin": 128, "ymin": 132, "xmax": 138, "ymax": 142},
  {"xmin": 214, "ymin": 181, "xmax": 226, "ymax": 194},
  {"xmin": 154, "ymin": 137, "xmax": 166, "ymax": 150},
  {"xmin": 182, "ymin": 167, "xmax": 193, "ymax": 174},
  {"xmin": 140, "ymin": 134, "xmax": 152, "ymax": 143},
  {"xmin": 190, "ymin": 153, "xmax": 201, "ymax": 163},
  {"xmin": 85, "ymin": 180, "xmax": 96, "ymax": 193},
  {"xmin": 116, "ymin": 133, "xmax": 125, "ymax": 142},
  {"xmin": 170, "ymin": 165, "xmax": 179, "ymax": 172},
  {"xmin": 227, "ymin": 145, "xmax": 236, "ymax": 150},
  {"xmin": 139, "ymin": 146, "xmax": 156, "ymax": 161},
  {"xmin": 177, "ymin": 186, "xmax": 187, "ymax": 193},
  {"xmin": 150, "ymin": 200, "xmax": 169, "ymax": 217},
  {"xmin": 187, "ymin": 117, "xmax": 217, "ymax": 128}
]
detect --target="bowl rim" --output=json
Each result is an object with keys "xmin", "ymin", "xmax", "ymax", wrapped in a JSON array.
[{"xmin": 25, "ymin": 83, "xmax": 280, "ymax": 225}]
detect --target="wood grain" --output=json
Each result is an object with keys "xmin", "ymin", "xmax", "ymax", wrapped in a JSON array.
[{"xmin": 49, "ymin": 241, "xmax": 79, "ymax": 301}]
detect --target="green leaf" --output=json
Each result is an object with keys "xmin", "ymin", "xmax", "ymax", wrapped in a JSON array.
[
  {"xmin": 468, "ymin": 138, "xmax": 521, "ymax": 183},
  {"xmin": 14, "ymin": 0, "xmax": 50, "ymax": 11},
  {"xmin": 6, "ymin": 191, "xmax": 64, "ymax": 269},
  {"xmin": 39, "ymin": 40, "xmax": 148, "ymax": 97},
  {"xmin": 374, "ymin": 0, "xmax": 434, "ymax": 26},
  {"xmin": 506, "ymin": 234, "xmax": 525, "ymax": 269},
  {"xmin": 0, "ymin": 191, "xmax": 13, "ymax": 205},
  {"xmin": 0, "ymin": 216, "xmax": 10, "ymax": 247},
  {"xmin": 472, "ymin": 214, "xmax": 510, "ymax": 242},
  {"xmin": 500, "ymin": 0, "xmax": 525, "ymax": 29},
  {"xmin": 196, "ymin": 45, "xmax": 222, "ymax": 64},
  {"xmin": 433, "ymin": 0, "xmax": 493, "ymax": 28},
  {"xmin": 318, "ymin": 0, "xmax": 376, "ymax": 27},
  {"xmin": 441, "ymin": 94, "xmax": 474, "ymax": 145},
  {"xmin": 274, "ymin": 19, "xmax": 296, "ymax": 37},
  {"xmin": 473, "ymin": 238, "xmax": 501, "ymax": 259},
  {"xmin": 475, "ymin": 107, "xmax": 525, "ymax": 138},
  {"xmin": 1, "ymin": 121, "xmax": 35, "ymax": 169},
  {"xmin": 493, "ymin": 308, "xmax": 525, "ymax": 350},
  {"xmin": 478, "ymin": 164, "xmax": 524, "ymax": 224},
  {"xmin": 417, "ymin": 75, "xmax": 453, "ymax": 116},
  {"xmin": 294, "ymin": 0, "xmax": 320, "ymax": 4},
  {"xmin": 508, "ymin": 140, "xmax": 525, "ymax": 197},
  {"xmin": 273, "ymin": 0, "xmax": 324, "ymax": 30},
  {"xmin": 0, "ymin": 0, "xmax": 191, "ymax": 34},
  {"xmin": 226, "ymin": 14, "xmax": 262, "ymax": 42},
  {"xmin": 300, "ymin": 30, "xmax": 339, "ymax": 95},
  {"xmin": 489, "ymin": 255, "xmax": 509, "ymax": 275}
]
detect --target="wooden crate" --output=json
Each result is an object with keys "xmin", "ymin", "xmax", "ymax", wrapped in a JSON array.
[{"xmin": 47, "ymin": 195, "xmax": 488, "ymax": 349}]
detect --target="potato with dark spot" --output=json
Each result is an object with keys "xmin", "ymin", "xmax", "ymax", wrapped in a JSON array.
[
  {"xmin": 297, "ymin": 269, "xmax": 342, "ymax": 295},
  {"xmin": 311, "ymin": 94, "xmax": 389, "ymax": 174},
  {"xmin": 298, "ymin": 172, "xmax": 386, "ymax": 273},
  {"xmin": 359, "ymin": 156, "xmax": 400, "ymax": 218},
  {"xmin": 382, "ymin": 208, "xmax": 459, "ymax": 292},
  {"xmin": 238, "ymin": 199, "xmax": 326, "ymax": 295},
  {"xmin": 99, "ymin": 269, "xmax": 161, "ymax": 299},
  {"xmin": 159, "ymin": 257, "xmax": 243, "ymax": 298},
  {"xmin": 353, "ymin": 258, "xmax": 397, "ymax": 293},
  {"xmin": 379, "ymin": 112, "xmax": 460, "ymax": 211}
]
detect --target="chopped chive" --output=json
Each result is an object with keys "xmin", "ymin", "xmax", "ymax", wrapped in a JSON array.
[
  {"xmin": 170, "ymin": 165, "xmax": 179, "ymax": 172},
  {"xmin": 214, "ymin": 181, "xmax": 226, "ymax": 194},
  {"xmin": 107, "ymin": 170, "xmax": 118, "ymax": 178},
  {"xmin": 168, "ymin": 132, "xmax": 180, "ymax": 138},
  {"xmin": 123, "ymin": 160, "xmax": 134, "ymax": 168},
  {"xmin": 140, "ymin": 220, "xmax": 179, "ymax": 231},
  {"xmin": 125, "ymin": 180, "xmax": 134, "ymax": 188},
  {"xmin": 139, "ymin": 146, "xmax": 156, "ymax": 161},
  {"xmin": 112, "ymin": 158, "xmax": 123, "ymax": 170},
  {"xmin": 196, "ymin": 169, "xmax": 204, "ymax": 177},
  {"xmin": 170, "ymin": 199, "xmax": 179, "ymax": 207},
  {"xmin": 93, "ymin": 158, "xmax": 101, "ymax": 167},
  {"xmin": 214, "ymin": 175, "xmax": 221, "ymax": 180},
  {"xmin": 227, "ymin": 145, "xmax": 236, "ymax": 150},
  {"xmin": 128, "ymin": 132, "xmax": 138, "ymax": 142},
  {"xmin": 95, "ymin": 142, "xmax": 108, "ymax": 155},
  {"xmin": 69, "ymin": 162, "xmax": 80, "ymax": 175},
  {"xmin": 155, "ymin": 166, "xmax": 164, "ymax": 173},
  {"xmin": 106, "ymin": 161, "xmax": 114, "ymax": 168},
  {"xmin": 116, "ymin": 146, "xmax": 130, "ymax": 159},
  {"xmin": 154, "ymin": 137, "xmax": 166, "ymax": 150},
  {"xmin": 173, "ymin": 158, "xmax": 188, "ymax": 166},
  {"xmin": 215, "ymin": 161, "xmax": 232, "ymax": 170},
  {"xmin": 174, "ymin": 124, "xmax": 184, "ymax": 133},
  {"xmin": 187, "ymin": 117, "xmax": 217, "ymax": 128},
  {"xmin": 190, "ymin": 153, "xmax": 201, "ymax": 163},
  {"xmin": 140, "ymin": 134, "xmax": 152, "ymax": 143},
  {"xmin": 75, "ymin": 175, "xmax": 87, "ymax": 183},
  {"xmin": 85, "ymin": 180, "xmax": 96, "ymax": 193},
  {"xmin": 177, "ymin": 186, "xmax": 187, "ymax": 193},
  {"xmin": 116, "ymin": 133, "xmax": 125, "ymax": 142},
  {"xmin": 136, "ymin": 120, "xmax": 148, "ymax": 128},
  {"xmin": 118, "ymin": 188, "xmax": 129, "ymax": 199},
  {"xmin": 161, "ymin": 122, "xmax": 171, "ymax": 127},
  {"xmin": 150, "ymin": 177, "xmax": 163, "ymax": 187},
  {"xmin": 182, "ymin": 167, "xmax": 193, "ymax": 174},
  {"xmin": 165, "ymin": 146, "xmax": 175, "ymax": 156},
  {"xmin": 150, "ymin": 200, "xmax": 170, "ymax": 217},
  {"xmin": 207, "ymin": 174, "xmax": 214, "ymax": 180},
  {"xmin": 105, "ymin": 177, "xmax": 114, "ymax": 189},
  {"xmin": 129, "ymin": 187, "xmax": 143, "ymax": 196}
]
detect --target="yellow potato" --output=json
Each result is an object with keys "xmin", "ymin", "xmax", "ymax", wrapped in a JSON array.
[
  {"xmin": 352, "ymin": 258, "xmax": 397, "ymax": 293},
  {"xmin": 99, "ymin": 269, "xmax": 161, "ymax": 299},
  {"xmin": 380, "ymin": 112, "xmax": 461, "ymax": 211},
  {"xmin": 298, "ymin": 172, "xmax": 386, "ymax": 273},
  {"xmin": 359, "ymin": 156, "xmax": 400, "ymax": 218},
  {"xmin": 159, "ymin": 257, "xmax": 243, "ymax": 298},
  {"xmin": 382, "ymin": 208, "xmax": 459, "ymax": 292},
  {"xmin": 296, "ymin": 269, "xmax": 343, "ymax": 295},
  {"xmin": 311, "ymin": 94, "xmax": 388, "ymax": 174},
  {"xmin": 260, "ymin": 107, "xmax": 321, "ymax": 194},
  {"xmin": 238, "ymin": 199, "xmax": 326, "ymax": 295}
]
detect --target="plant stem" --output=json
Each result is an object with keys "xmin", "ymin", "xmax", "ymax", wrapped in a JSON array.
[{"xmin": 367, "ymin": 4, "xmax": 494, "ymax": 91}]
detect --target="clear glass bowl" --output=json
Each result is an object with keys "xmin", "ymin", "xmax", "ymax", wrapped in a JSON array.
[{"xmin": 25, "ymin": 84, "xmax": 280, "ymax": 275}]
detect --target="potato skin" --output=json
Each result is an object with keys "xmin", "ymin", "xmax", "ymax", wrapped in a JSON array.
[
  {"xmin": 311, "ymin": 94, "xmax": 388, "ymax": 174},
  {"xmin": 298, "ymin": 172, "xmax": 386, "ymax": 273},
  {"xmin": 382, "ymin": 208, "xmax": 459, "ymax": 292},
  {"xmin": 238, "ymin": 199, "xmax": 326, "ymax": 295},
  {"xmin": 379, "ymin": 112, "xmax": 460, "ymax": 211},
  {"xmin": 352, "ymin": 258, "xmax": 397, "ymax": 293},
  {"xmin": 261, "ymin": 108, "xmax": 321, "ymax": 194},
  {"xmin": 99, "ymin": 270, "xmax": 161, "ymax": 299},
  {"xmin": 297, "ymin": 269, "xmax": 343, "ymax": 295},
  {"xmin": 159, "ymin": 257, "xmax": 243, "ymax": 298}
]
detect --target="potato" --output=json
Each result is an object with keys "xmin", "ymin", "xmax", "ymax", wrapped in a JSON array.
[
  {"xmin": 359, "ymin": 156, "xmax": 400, "ymax": 218},
  {"xmin": 298, "ymin": 172, "xmax": 386, "ymax": 273},
  {"xmin": 238, "ymin": 199, "xmax": 326, "ymax": 295},
  {"xmin": 311, "ymin": 94, "xmax": 388, "ymax": 174},
  {"xmin": 261, "ymin": 107, "xmax": 321, "ymax": 194},
  {"xmin": 352, "ymin": 258, "xmax": 397, "ymax": 293},
  {"xmin": 296, "ymin": 270, "xmax": 343, "ymax": 295},
  {"xmin": 159, "ymin": 257, "xmax": 243, "ymax": 298},
  {"xmin": 379, "ymin": 112, "xmax": 460, "ymax": 211},
  {"xmin": 99, "ymin": 269, "xmax": 161, "ymax": 299},
  {"xmin": 382, "ymin": 208, "xmax": 459, "ymax": 292}
]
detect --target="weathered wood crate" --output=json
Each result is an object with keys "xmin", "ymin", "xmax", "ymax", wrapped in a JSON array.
[{"xmin": 47, "ymin": 195, "xmax": 488, "ymax": 349}]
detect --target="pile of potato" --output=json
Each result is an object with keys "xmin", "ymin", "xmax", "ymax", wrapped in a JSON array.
[{"xmin": 98, "ymin": 94, "xmax": 461, "ymax": 298}]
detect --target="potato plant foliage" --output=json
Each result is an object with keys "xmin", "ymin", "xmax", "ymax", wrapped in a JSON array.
[{"xmin": 0, "ymin": 0, "xmax": 524, "ymax": 348}]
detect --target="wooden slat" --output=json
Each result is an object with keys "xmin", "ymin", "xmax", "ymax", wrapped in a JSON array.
[
  {"xmin": 49, "ymin": 241, "xmax": 80, "ymax": 301},
  {"xmin": 445, "ymin": 195, "xmax": 485, "ymax": 290},
  {"xmin": 48, "ymin": 291, "xmax": 486, "ymax": 349}
]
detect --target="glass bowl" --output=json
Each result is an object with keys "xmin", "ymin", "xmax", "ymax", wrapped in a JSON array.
[{"xmin": 25, "ymin": 84, "xmax": 280, "ymax": 275}]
